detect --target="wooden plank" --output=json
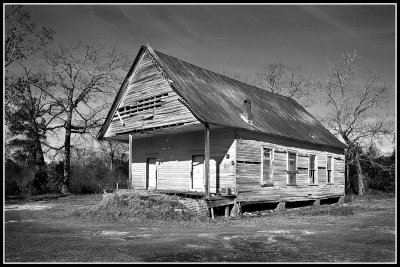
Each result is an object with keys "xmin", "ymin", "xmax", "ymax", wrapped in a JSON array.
[
  {"xmin": 104, "ymin": 51, "xmax": 198, "ymax": 138},
  {"xmin": 207, "ymin": 197, "xmax": 236, "ymax": 208},
  {"xmin": 234, "ymin": 136, "xmax": 345, "ymax": 203},
  {"xmin": 98, "ymin": 47, "xmax": 147, "ymax": 140},
  {"xmin": 236, "ymin": 129, "xmax": 345, "ymax": 155}
]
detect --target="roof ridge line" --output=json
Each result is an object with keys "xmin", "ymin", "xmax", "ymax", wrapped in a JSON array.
[
  {"xmin": 145, "ymin": 45, "xmax": 207, "ymax": 125},
  {"xmin": 152, "ymin": 49, "xmax": 294, "ymax": 102}
]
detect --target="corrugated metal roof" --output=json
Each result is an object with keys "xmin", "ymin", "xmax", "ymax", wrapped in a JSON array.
[
  {"xmin": 98, "ymin": 45, "xmax": 346, "ymax": 149},
  {"xmin": 148, "ymin": 47, "xmax": 347, "ymax": 149}
]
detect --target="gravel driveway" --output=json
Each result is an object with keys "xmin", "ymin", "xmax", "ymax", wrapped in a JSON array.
[{"xmin": 4, "ymin": 194, "xmax": 396, "ymax": 263}]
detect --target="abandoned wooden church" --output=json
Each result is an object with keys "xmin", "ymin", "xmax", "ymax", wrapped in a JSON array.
[{"xmin": 97, "ymin": 44, "xmax": 347, "ymax": 212}]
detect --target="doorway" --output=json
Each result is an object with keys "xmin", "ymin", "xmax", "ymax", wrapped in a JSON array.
[
  {"xmin": 146, "ymin": 158, "xmax": 157, "ymax": 189},
  {"xmin": 191, "ymin": 154, "xmax": 204, "ymax": 191}
]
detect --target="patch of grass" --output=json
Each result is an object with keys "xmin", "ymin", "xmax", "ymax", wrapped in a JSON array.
[
  {"xmin": 294, "ymin": 205, "xmax": 354, "ymax": 216},
  {"xmin": 346, "ymin": 193, "xmax": 395, "ymax": 212},
  {"xmin": 73, "ymin": 190, "xmax": 204, "ymax": 222}
]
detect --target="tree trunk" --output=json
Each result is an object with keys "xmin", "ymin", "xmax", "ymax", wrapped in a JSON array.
[
  {"xmin": 110, "ymin": 150, "xmax": 114, "ymax": 171},
  {"xmin": 341, "ymin": 134, "xmax": 365, "ymax": 196},
  {"xmin": 34, "ymin": 138, "xmax": 46, "ymax": 182},
  {"xmin": 32, "ymin": 116, "xmax": 47, "ymax": 193},
  {"xmin": 31, "ymin": 115, "xmax": 46, "ymax": 168},
  {"xmin": 35, "ymin": 138, "xmax": 45, "ymax": 167},
  {"xmin": 355, "ymin": 152, "xmax": 365, "ymax": 196},
  {"xmin": 61, "ymin": 115, "xmax": 72, "ymax": 194}
]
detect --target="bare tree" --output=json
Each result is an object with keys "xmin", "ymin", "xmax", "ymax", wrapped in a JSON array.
[
  {"xmin": 255, "ymin": 63, "xmax": 313, "ymax": 107},
  {"xmin": 40, "ymin": 41, "xmax": 129, "ymax": 194},
  {"xmin": 315, "ymin": 51, "xmax": 392, "ymax": 196},
  {"xmin": 5, "ymin": 5, "xmax": 54, "ymax": 68}
]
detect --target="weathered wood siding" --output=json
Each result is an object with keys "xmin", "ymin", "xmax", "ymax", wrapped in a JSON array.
[
  {"xmin": 235, "ymin": 129, "xmax": 345, "ymax": 203},
  {"xmin": 131, "ymin": 128, "xmax": 236, "ymax": 193},
  {"xmin": 104, "ymin": 51, "xmax": 198, "ymax": 138}
]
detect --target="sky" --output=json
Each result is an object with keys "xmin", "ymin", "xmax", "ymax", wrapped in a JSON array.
[{"xmin": 5, "ymin": 3, "xmax": 397, "ymax": 153}]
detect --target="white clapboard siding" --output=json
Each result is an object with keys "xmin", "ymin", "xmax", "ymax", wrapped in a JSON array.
[{"xmin": 131, "ymin": 128, "xmax": 236, "ymax": 193}]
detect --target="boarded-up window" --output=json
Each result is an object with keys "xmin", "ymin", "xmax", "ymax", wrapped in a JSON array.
[
  {"xmin": 327, "ymin": 156, "xmax": 333, "ymax": 184},
  {"xmin": 288, "ymin": 152, "xmax": 297, "ymax": 185},
  {"xmin": 262, "ymin": 148, "xmax": 273, "ymax": 185},
  {"xmin": 309, "ymin": 155, "xmax": 316, "ymax": 184}
]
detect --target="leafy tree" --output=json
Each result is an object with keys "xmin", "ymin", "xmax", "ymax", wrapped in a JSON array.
[
  {"xmin": 5, "ymin": 66, "xmax": 52, "ymax": 166},
  {"xmin": 46, "ymin": 161, "xmax": 64, "ymax": 193},
  {"xmin": 5, "ymin": 5, "xmax": 55, "ymax": 194},
  {"xmin": 5, "ymin": 159, "xmax": 23, "ymax": 196},
  {"xmin": 98, "ymin": 140, "xmax": 128, "ymax": 171},
  {"xmin": 66, "ymin": 145, "xmax": 128, "ymax": 193},
  {"xmin": 4, "ymin": 63, "xmax": 62, "ymax": 195},
  {"xmin": 361, "ymin": 144, "xmax": 395, "ymax": 193},
  {"xmin": 4, "ymin": 159, "xmax": 37, "ymax": 196},
  {"xmin": 5, "ymin": 5, "xmax": 54, "ymax": 164}
]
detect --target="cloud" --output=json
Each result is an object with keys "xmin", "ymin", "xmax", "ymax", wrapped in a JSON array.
[{"xmin": 300, "ymin": 5, "xmax": 356, "ymax": 37}]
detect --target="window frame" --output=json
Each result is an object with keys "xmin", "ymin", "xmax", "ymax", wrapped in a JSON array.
[
  {"xmin": 326, "ymin": 155, "xmax": 334, "ymax": 184},
  {"xmin": 286, "ymin": 151, "xmax": 298, "ymax": 186},
  {"xmin": 308, "ymin": 154, "xmax": 318, "ymax": 185},
  {"xmin": 260, "ymin": 146, "xmax": 274, "ymax": 187}
]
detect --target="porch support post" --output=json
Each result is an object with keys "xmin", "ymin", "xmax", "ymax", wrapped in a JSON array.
[
  {"xmin": 129, "ymin": 133, "xmax": 133, "ymax": 188},
  {"xmin": 204, "ymin": 123, "xmax": 210, "ymax": 198}
]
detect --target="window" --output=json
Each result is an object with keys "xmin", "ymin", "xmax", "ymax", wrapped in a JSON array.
[
  {"xmin": 327, "ymin": 156, "xmax": 333, "ymax": 184},
  {"xmin": 287, "ymin": 152, "xmax": 297, "ymax": 185},
  {"xmin": 309, "ymin": 155, "xmax": 316, "ymax": 184},
  {"xmin": 262, "ymin": 148, "xmax": 274, "ymax": 186}
]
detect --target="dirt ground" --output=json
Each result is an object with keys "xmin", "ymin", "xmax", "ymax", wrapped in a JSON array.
[{"xmin": 4, "ymin": 193, "xmax": 396, "ymax": 263}]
